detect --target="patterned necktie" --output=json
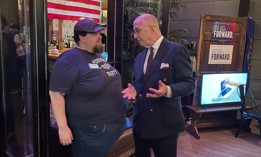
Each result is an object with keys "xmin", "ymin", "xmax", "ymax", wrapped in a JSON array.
[{"xmin": 146, "ymin": 47, "xmax": 154, "ymax": 74}]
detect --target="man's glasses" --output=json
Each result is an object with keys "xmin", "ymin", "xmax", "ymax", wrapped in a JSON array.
[
  {"xmin": 132, "ymin": 28, "xmax": 142, "ymax": 35},
  {"xmin": 131, "ymin": 26, "xmax": 150, "ymax": 37},
  {"xmin": 131, "ymin": 28, "xmax": 142, "ymax": 38}
]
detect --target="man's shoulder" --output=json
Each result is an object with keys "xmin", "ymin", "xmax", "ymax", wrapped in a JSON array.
[
  {"xmin": 57, "ymin": 48, "xmax": 83, "ymax": 63},
  {"xmin": 165, "ymin": 40, "xmax": 188, "ymax": 53},
  {"xmin": 167, "ymin": 40, "xmax": 184, "ymax": 47},
  {"xmin": 59, "ymin": 48, "xmax": 81, "ymax": 57}
]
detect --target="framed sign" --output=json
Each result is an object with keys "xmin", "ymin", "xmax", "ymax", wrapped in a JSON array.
[
  {"xmin": 208, "ymin": 44, "xmax": 234, "ymax": 64},
  {"xmin": 211, "ymin": 21, "xmax": 236, "ymax": 42}
]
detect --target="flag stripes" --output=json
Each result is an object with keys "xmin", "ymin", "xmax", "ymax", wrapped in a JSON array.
[
  {"xmin": 47, "ymin": 0, "xmax": 101, "ymax": 22},
  {"xmin": 67, "ymin": 0, "xmax": 100, "ymax": 6}
]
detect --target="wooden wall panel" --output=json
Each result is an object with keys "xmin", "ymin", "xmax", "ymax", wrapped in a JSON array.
[
  {"xmin": 252, "ymin": 40, "xmax": 261, "ymax": 59},
  {"xmin": 249, "ymin": 0, "xmax": 261, "ymax": 19},
  {"xmin": 253, "ymin": 19, "xmax": 261, "ymax": 39},
  {"xmin": 248, "ymin": 0, "xmax": 261, "ymax": 95},
  {"xmin": 169, "ymin": 0, "xmax": 240, "ymax": 42}
]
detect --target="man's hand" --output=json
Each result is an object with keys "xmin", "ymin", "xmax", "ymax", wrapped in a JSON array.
[
  {"xmin": 122, "ymin": 83, "xmax": 137, "ymax": 101},
  {"xmin": 147, "ymin": 80, "xmax": 168, "ymax": 98},
  {"xmin": 58, "ymin": 126, "xmax": 73, "ymax": 146}
]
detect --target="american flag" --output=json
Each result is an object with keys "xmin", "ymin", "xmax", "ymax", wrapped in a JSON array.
[{"xmin": 47, "ymin": 0, "xmax": 101, "ymax": 22}]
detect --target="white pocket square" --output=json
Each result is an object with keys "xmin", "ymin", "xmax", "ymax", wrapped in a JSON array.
[{"xmin": 160, "ymin": 62, "xmax": 169, "ymax": 69}]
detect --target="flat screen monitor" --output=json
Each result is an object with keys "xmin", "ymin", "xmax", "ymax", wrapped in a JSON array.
[{"xmin": 200, "ymin": 73, "xmax": 248, "ymax": 105}]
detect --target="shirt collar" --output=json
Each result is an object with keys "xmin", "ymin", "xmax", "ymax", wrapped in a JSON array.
[{"xmin": 151, "ymin": 36, "xmax": 164, "ymax": 50}]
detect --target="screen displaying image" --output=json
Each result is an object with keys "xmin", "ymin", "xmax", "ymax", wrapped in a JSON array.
[{"xmin": 200, "ymin": 73, "xmax": 248, "ymax": 105}]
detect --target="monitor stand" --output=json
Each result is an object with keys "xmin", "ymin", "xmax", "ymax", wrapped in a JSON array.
[{"xmin": 203, "ymin": 105, "xmax": 207, "ymax": 110}]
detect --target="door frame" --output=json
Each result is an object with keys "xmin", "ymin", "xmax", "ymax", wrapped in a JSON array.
[{"xmin": 30, "ymin": 0, "xmax": 49, "ymax": 156}]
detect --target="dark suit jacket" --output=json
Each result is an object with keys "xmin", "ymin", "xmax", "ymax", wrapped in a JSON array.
[{"xmin": 132, "ymin": 38, "xmax": 195, "ymax": 139}]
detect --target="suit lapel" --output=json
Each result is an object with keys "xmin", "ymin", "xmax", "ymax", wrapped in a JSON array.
[
  {"xmin": 137, "ymin": 50, "xmax": 147, "ymax": 81},
  {"xmin": 142, "ymin": 38, "xmax": 169, "ymax": 88}
]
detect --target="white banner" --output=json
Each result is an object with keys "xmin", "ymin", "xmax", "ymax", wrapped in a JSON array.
[{"xmin": 208, "ymin": 45, "xmax": 233, "ymax": 64}]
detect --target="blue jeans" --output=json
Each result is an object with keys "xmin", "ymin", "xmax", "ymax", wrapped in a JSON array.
[{"xmin": 71, "ymin": 122, "xmax": 125, "ymax": 157}]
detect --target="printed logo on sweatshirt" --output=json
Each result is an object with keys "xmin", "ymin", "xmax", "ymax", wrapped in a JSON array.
[{"xmin": 101, "ymin": 63, "xmax": 111, "ymax": 70}]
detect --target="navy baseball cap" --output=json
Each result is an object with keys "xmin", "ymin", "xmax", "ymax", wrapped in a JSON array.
[{"xmin": 74, "ymin": 19, "xmax": 104, "ymax": 33}]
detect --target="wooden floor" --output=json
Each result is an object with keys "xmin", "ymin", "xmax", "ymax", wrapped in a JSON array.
[{"xmin": 177, "ymin": 121, "xmax": 261, "ymax": 157}]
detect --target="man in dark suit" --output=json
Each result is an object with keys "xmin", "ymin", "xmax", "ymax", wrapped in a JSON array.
[{"xmin": 122, "ymin": 13, "xmax": 194, "ymax": 157}]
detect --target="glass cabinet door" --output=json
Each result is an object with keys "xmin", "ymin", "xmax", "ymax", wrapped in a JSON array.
[{"xmin": 1, "ymin": 0, "xmax": 33, "ymax": 156}]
